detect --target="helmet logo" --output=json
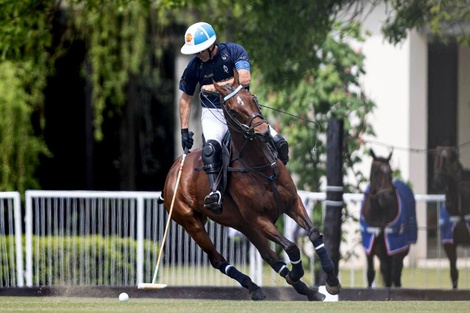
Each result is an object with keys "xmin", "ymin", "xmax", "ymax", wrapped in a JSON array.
[{"xmin": 185, "ymin": 33, "xmax": 193, "ymax": 43}]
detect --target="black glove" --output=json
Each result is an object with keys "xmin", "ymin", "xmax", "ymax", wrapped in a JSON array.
[{"xmin": 181, "ymin": 128, "xmax": 194, "ymax": 151}]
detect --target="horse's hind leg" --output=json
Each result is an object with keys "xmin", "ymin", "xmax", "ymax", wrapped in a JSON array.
[
  {"xmin": 366, "ymin": 253, "xmax": 375, "ymax": 287},
  {"xmin": 443, "ymin": 243, "xmax": 459, "ymax": 288},
  {"xmin": 391, "ymin": 251, "xmax": 407, "ymax": 287},
  {"xmin": 175, "ymin": 213, "xmax": 266, "ymax": 300}
]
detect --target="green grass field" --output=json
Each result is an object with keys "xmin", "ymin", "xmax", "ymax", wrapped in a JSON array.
[
  {"xmin": 161, "ymin": 264, "xmax": 470, "ymax": 289},
  {"xmin": 0, "ymin": 298, "xmax": 469, "ymax": 313}
]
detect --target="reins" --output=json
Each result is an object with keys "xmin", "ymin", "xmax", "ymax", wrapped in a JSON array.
[{"xmin": 220, "ymin": 84, "xmax": 284, "ymax": 214}]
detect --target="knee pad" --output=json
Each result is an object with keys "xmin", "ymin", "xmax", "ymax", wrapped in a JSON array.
[{"xmin": 202, "ymin": 140, "xmax": 222, "ymax": 173}]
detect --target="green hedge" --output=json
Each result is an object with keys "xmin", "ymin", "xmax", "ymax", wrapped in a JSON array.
[{"xmin": 1, "ymin": 235, "xmax": 159, "ymax": 286}]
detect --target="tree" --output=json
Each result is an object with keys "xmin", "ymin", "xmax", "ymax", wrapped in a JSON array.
[
  {"xmin": 3, "ymin": 0, "xmax": 464, "ymax": 192},
  {"xmin": 184, "ymin": 2, "xmax": 376, "ymax": 191},
  {"xmin": 0, "ymin": 0, "xmax": 180, "ymax": 191},
  {"xmin": 380, "ymin": 0, "xmax": 470, "ymax": 45},
  {"xmin": 0, "ymin": 1, "xmax": 53, "ymax": 193}
]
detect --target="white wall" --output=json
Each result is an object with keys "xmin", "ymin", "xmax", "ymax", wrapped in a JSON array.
[
  {"xmin": 352, "ymin": 5, "xmax": 428, "ymax": 263},
  {"xmin": 458, "ymin": 46, "xmax": 470, "ymax": 168},
  {"xmin": 357, "ymin": 6, "xmax": 428, "ymax": 186}
]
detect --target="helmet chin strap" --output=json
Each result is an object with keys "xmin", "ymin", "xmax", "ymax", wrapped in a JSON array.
[{"xmin": 208, "ymin": 43, "xmax": 217, "ymax": 60}]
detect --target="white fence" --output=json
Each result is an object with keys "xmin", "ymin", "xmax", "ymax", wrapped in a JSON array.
[
  {"xmin": 1, "ymin": 190, "xmax": 470, "ymax": 289},
  {"xmin": 0, "ymin": 192, "xmax": 23, "ymax": 287}
]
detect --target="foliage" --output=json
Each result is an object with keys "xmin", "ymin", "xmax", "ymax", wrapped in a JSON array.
[
  {"xmin": 67, "ymin": 0, "xmax": 170, "ymax": 140},
  {"xmin": 0, "ymin": 1, "xmax": 54, "ymax": 192},
  {"xmin": 381, "ymin": 0, "xmax": 470, "ymax": 45},
  {"xmin": 253, "ymin": 22, "xmax": 375, "ymax": 193},
  {"xmin": 2, "ymin": 0, "xmax": 457, "ymax": 193},
  {"xmin": 0, "ymin": 61, "xmax": 50, "ymax": 193},
  {"xmin": 27, "ymin": 235, "xmax": 159, "ymax": 286},
  {"xmin": 0, "ymin": 0, "xmax": 180, "ymax": 191},
  {"xmin": 186, "ymin": 0, "xmax": 354, "ymax": 89}
]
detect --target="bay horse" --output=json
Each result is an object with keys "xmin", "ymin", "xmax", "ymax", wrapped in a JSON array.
[
  {"xmin": 432, "ymin": 145, "xmax": 470, "ymax": 289},
  {"xmin": 160, "ymin": 70, "xmax": 341, "ymax": 301},
  {"xmin": 360, "ymin": 150, "xmax": 417, "ymax": 287}
]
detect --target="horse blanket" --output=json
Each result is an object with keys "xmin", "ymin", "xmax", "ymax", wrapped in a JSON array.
[
  {"xmin": 439, "ymin": 206, "xmax": 470, "ymax": 244},
  {"xmin": 360, "ymin": 180, "xmax": 417, "ymax": 256}
]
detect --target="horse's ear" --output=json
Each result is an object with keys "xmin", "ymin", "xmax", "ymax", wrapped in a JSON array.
[
  {"xmin": 387, "ymin": 150, "xmax": 393, "ymax": 162},
  {"xmin": 233, "ymin": 68, "xmax": 240, "ymax": 87},
  {"xmin": 370, "ymin": 149, "xmax": 376, "ymax": 160}
]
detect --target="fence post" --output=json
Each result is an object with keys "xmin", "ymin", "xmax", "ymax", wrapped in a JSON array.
[
  {"xmin": 25, "ymin": 190, "xmax": 33, "ymax": 287},
  {"xmin": 136, "ymin": 195, "xmax": 144, "ymax": 285},
  {"xmin": 12, "ymin": 192, "xmax": 24, "ymax": 287},
  {"xmin": 324, "ymin": 118, "xmax": 343, "ymax": 277}
]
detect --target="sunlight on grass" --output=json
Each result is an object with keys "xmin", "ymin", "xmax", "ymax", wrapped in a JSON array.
[{"xmin": 1, "ymin": 298, "xmax": 470, "ymax": 313}]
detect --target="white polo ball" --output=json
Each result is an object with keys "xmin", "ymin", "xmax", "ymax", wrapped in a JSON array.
[{"xmin": 119, "ymin": 292, "xmax": 129, "ymax": 302}]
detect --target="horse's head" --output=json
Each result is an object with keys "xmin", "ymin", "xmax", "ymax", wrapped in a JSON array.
[
  {"xmin": 433, "ymin": 146, "xmax": 462, "ymax": 191},
  {"xmin": 369, "ymin": 149, "xmax": 396, "ymax": 207},
  {"xmin": 213, "ymin": 71, "xmax": 270, "ymax": 142}
]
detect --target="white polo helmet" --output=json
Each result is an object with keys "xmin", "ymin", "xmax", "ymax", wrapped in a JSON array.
[{"xmin": 181, "ymin": 22, "xmax": 217, "ymax": 55}]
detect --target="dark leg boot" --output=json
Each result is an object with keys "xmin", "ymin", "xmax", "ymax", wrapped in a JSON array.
[
  {"xmin": 272, "ymin": 134, "xmax": 289, "ymax": 165},
  {"xmin": 202, "ymin": 140, "xmax": 223, "ymax": 214}
]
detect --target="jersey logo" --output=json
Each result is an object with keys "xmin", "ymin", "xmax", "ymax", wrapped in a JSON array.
[{"xmin": 223, "ymin": 65, "xmax": 229, "ymax": 73}]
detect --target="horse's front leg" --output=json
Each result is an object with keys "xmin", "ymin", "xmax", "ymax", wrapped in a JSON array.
[
  {"xmin": 243, "ymin": 223, "xmax": 325, "ymax": 301},
  {"xmin": 391, "ymin": 250, "xmax": 408, "ymax": 287},
  {"xmin": 286, "ymin": 195, "xmax": 341, "ymax": 295}
]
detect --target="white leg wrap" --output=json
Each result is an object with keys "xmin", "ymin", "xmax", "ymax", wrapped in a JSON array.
[{"xmin": 278, "ymin": 264, "xmax": 287, "ymax": 274}]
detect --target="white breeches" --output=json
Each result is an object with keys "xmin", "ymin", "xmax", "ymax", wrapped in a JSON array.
[{"xmin": 201, "ymin": 108, "xmax": 228, "ymax": 144}]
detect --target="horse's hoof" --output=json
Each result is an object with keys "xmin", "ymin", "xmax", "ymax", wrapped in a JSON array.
[
  {"xmin": 326, "ymin": 279, "xmax": 341, "ymax": 295},
  {"xmin": 250, "ymin": 287, "xmax": 266, "ymax": 301},
  {"xmin": 307, "ymin": 290, "xmax": 325, "ymax": 301}
]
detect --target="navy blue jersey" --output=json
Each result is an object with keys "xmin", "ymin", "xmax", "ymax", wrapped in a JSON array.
[{"xmin": 179, "ymin": 42, "xmax": 250, "ymax": 108}]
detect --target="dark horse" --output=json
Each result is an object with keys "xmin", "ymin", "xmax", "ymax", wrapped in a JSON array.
[
  {"xmin": 433, "ymin": 145, "xmax": 470, "ymax": 289},
  {"xmin": 160, "ymin": 71, "xmax": 341, "ymax": 301},
  {"xmin": 360, "ymin": 150, "xmax": 417, "ymax": 287}
]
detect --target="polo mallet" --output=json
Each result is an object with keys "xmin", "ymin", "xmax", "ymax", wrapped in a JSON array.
[{"xmin": 138, "ymin": 144, "xmax": 191, "ymax": 289}]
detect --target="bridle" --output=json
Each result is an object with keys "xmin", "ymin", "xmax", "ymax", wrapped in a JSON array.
[
  {"xmin": 219, "ymin": 83, "xmax": 283, "ymax": 215},
  {"xmin": 221, "ymin": 85, "xmax": 268, "ymax": 140},
  {"xmin": 371, "ymin": 160, "xmax": 395, "ymax": 196}
]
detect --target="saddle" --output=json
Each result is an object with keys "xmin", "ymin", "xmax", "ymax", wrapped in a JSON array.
[{"xmin": 195, "ymin": 132, "xmax": 283, "ymax": 211}]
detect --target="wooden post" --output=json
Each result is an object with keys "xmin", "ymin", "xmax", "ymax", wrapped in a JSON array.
[{"xmin": 324, "ymin": 118, "xmax": 343, "ymax": 276}]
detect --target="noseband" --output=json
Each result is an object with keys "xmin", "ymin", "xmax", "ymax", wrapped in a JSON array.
[{"xmin": 222, "ymin": 85, "xmax": 268, "ymax": 139}]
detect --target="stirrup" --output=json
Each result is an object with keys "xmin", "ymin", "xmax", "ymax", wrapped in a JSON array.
[
  {"xmin": 204, "ymin": 191, "xmax": 222, "ymax": 214},
  {"xmin": 157, "ymin": 194, "xmax": 164, "ymax": 204}
]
